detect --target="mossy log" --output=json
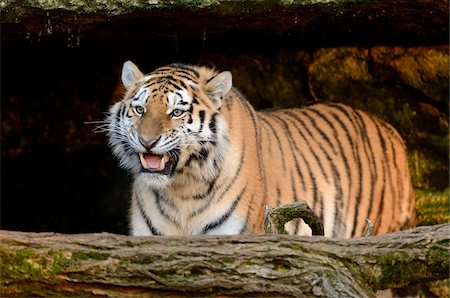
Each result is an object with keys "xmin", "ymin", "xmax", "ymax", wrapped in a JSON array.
[{"xmin": 1, "ymin": 224, "xmax": 449, "ymax": 297}]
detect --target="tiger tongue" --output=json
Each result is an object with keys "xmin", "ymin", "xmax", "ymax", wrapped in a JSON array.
[
  {"xmin": 141, "ymin": 153, "xmax": 164, "ymax": 170},
  {"xmin": 146, "ymin": 154, "xmax": 161, "ymax": 169}
]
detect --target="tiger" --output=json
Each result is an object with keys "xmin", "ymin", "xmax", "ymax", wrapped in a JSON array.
[{"xmin": 105, "ymin": 60, "xmax": 415, "ymax": 237}]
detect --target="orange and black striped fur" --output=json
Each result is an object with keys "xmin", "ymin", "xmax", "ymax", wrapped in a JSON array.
[{"xmin": 105, "ymin": 61, "xmax": 415, "ymax": 237}]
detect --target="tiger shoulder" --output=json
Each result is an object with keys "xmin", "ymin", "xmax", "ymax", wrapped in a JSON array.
[{"xmin": 105, "ymin": 61, "xmax": 415, "ymax": 237}]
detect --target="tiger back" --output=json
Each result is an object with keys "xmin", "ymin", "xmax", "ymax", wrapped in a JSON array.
[{"xmin": 105, "ymin": 61, "xmax": 415, "ymax": 237}]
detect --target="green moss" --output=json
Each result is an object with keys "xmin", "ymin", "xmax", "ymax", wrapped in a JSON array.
[
  {"xmin": 164, "ymin": 252, "xmax": 180, "ymax": 261},
  {"xmin": 279, "ymin": 242, "xmax": 302, "ymax": 250},
  {"xmin": 369, "ymin": 252, "xmax": 427, "ymax": 289},
  {"xmin": 72, "ymin": 251, "xmax": 109, "ymax": 261},
  {"xmin": 0, "ymin": 248, "xmax": 72, "ymax": 283},
  {"xmin": 356, "ymin": 246, "xmax": 450, "ymax": 291},
  {"xmin": 72, "ymin": 251, "xmax": 89, "ymax": 260},
  {"xmin": 415, "ymin": 189, "xmax": 450, "ymax": 226},
  {"xmin": 273, "ymin": 259, "xmax": 292, "ymax": 272},
  {"xmin": 221, "ymin": 256, "xmax": 235, "ymax": 264}
]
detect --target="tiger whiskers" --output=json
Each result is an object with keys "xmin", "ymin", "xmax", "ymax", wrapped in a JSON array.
[{"xmin": 84, "ymin": 119, "xmax": 127, "ymax": 134}]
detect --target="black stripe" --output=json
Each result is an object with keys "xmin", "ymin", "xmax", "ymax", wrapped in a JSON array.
[
  {"xmin": 240, "ymin": 100, "xmax": 267, "ymax": 199},
  {"xmin": 117, "ymin": 102, "xmax": 126, "ymax": 123},
  {"xmin": 279, "ymin": 112, "xmax": 330, "ymax": 184},
  {"xmin": 143, "ymin": 82, "xmax": 156, "ymax": 89},
  {"xmin": 274, "ymin": 112, "xmax": 317, "ymax": 213},
  {"xmin": 238, "ymin": 100, "xmax": 268, "ymax": 207},
  {"xmin": 209, "ymin": 112, "xmax": 218, "ymax": 133},
  {"xmin": 178, "ymin": 79, "xmax": 187, "ymax": 90},
  {"xmin": 239, "ymin": 223, "xmax": 247, "ymax": 234},
  {"xmin": 201, "ymin": 188, "xmax": 246, "ymax": 234},
  {"xmin": 193, "ymin": 179, "xmax": 216, "ymax": 200},
  {"xmin": 199, "ymin": 148, "xmax": 209, "ymax": 159},
  {"xmin": 375, "ymin": 120, "xmax": 395, "ymax": 234},
  {"xmin": 168, "ymin": 65, "xmax": 200, "ymax": 78},
  {"xmin": 159, "ymin": 75, "xmax": 173, "ymax": 84},
  {"xmin": 300, "ymin": 109, "xmax": 338, "ymax": 155},
  {"xmin": 170, "ymin": 82, "xmax": 183, "ymax": 91},
  {"xmin": 135, "ymin": 190, "xmax": 161, "ymax": 235},
  {"xmin": 301, "ymin": 108, "xmax": 346, "ymax": 236},
  {"xmin": 269, "ymin": 114, "xmax": 301, "ymax": 179},
  {"xmin": 372, "ymin": 121, "xmax": 387, "ymax": 234},
  {"xmin": 198, "ymin": 110, "xmax": 205, "ymax": 130},
  {"xmin": 276, "ymin": 185, "xmax": 281, "ymax": 206},
  {"xmin": 258, "ymin": 114, "xmax": 287, "ymax": 172},
  {"xmin": 282, "ymin": 110, "xmax": 342, "ymax": 236},
  {"xmin": 354, "ymin": 111, "xmax": 378, "ymax": 233},
  {"xmin": 290, "ymin": 170, "xmax": 298, "ymax": 202},
  {"xmin": 379, "ymin": 120, "xmax": 403, "ymax": 215},
  {"xmin": 244, "ymin": 193, "xmax": 256, "ymax": 233},
  {"xmin": 214, "ymin": 142, "xmax": 245, "ymax": 203},
  {"xmin": 152, "ymin": 67, "xmax": 198, "ymax": 83},
  {"xmin": 384, "ymin": 128, "xmax": 400, "ymax": 231},
  {"xmin": 324, "ymin": 106, "xmax": 361, "ymax": 236},
  {"xmin": 335, "ymin": 107, "xmax": 365, "ymax": 237},
  {"xmin": 290, "ymin": 171, "xmax": 300, "ymax": 236},
  {"xmin": 306, "ymin": 107, "xmax": 351, "ymax": 234},
  {"xmin": 318, "ymin": 192, "xmax": 324, "ymax": 227},
  {"xmin": 173, "ymin": 73, "xmax": 197, "ymax": 82},
  {"xmin": 206, "ymin": 74, "xmax": 216, "ymax": 84},
  {"xmin": 188, "ymin": 142, "xmax": 245, "ymax": 218},
  {"xmin": 153, "ymin": 189, "xmax": 180, "ymax": 228},
  {"xmin": 232, "ymin": 97, "xmax": 268, "ymax": 216},
  {"xmin": 134, "ymin": 88, "xmax": 147, "ymax": 100},
  {"xmin": 330, "ymin": 106, "xmax": 365, "ymax": 237},
  {"xmin": 184, "ymin": 148, "xmax": 209, "ymax": 168}
]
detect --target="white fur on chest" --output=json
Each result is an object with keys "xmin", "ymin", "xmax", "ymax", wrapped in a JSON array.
[{"xmin": 130, "ymin": 181, "xmax": 245, "ymax": 236}]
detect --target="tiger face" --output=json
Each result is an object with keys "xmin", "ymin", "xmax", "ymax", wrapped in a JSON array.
[{"xmin": 107, "ymin": 61, "xmax": 232, "ymax": 188}]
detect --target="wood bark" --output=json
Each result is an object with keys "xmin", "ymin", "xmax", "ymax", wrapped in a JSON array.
[
  {"xmin": 264, "ymin": 202, "xmax": 325, "ymax": 235},
  {"xmin": 1, "ymin": 224, "xmax": 449, "ymax": 297}
]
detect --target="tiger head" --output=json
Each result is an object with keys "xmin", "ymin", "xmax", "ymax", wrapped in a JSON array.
[{"xmin": 107, "ymin": 61, "xmax": 232, "ymax": 188}]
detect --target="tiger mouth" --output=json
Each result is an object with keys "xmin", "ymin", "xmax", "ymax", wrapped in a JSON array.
[{"xmin": 139, "ymin": 152, "xmax": 177, "ymax": 175}]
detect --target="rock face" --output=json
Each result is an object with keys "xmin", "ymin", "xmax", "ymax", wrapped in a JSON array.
[
  {"xmin": 3, "ymin": 0, "xmax": 448, "ymax": 46},
  {"xmin": 1, "ymin": 0, "xmax": 449, "ymax": 235}
]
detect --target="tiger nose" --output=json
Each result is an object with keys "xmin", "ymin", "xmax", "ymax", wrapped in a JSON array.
[{"xmin": 139, "ymin": 135, "xmax": 158, "ymax": 150}]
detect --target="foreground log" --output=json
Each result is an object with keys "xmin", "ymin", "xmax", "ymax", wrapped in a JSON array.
[{"xmin": 1, "ymin": 224, "xmax": 449, "ymax": 297}]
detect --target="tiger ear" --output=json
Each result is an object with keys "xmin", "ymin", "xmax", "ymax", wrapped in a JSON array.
[
  {"xmin": 206, "ymin": 71, "xmax": 232, "ymax": 108},
  {"xmin": 121, "ymin": 61, "xmax": 144, "ymax": 90}
]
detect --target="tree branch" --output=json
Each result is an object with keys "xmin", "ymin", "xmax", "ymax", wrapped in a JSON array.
[
  {"xmin": 0, "ymin": 224, "xmax": 449, "ymax": 297},
  {"xmin": 264, "ymin": 202, "xmax": 325, "ymax": 235}
]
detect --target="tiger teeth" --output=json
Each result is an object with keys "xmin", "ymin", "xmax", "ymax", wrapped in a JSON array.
[
  {"xmin": 139, "ymin": 153, "xmax": 148, "ymax": 169},
  {"xmin": 158, "ymin": 156, "xmax": 166, "ymax": 171}
]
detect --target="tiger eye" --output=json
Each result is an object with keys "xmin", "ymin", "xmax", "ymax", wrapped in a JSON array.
[
  {"xmin": 135, "ymin": 106, "xmax": 145, "ymax": 115},
  {"xmin": 171, "ymin": 109, "xmax": 184, "ymax": 118}
]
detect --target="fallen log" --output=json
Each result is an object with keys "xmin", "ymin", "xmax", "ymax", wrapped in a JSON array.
[{"xmin": 0, "ymin": 224, "xmax": 449, "ymax": 297}]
